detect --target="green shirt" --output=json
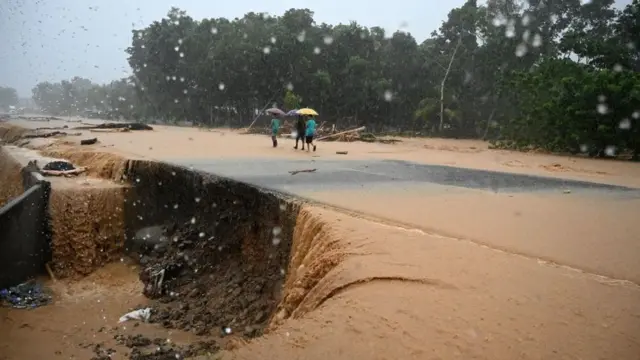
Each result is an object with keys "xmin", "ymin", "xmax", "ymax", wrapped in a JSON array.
[{"xmin": 271, "ymin": 118, "xmax": 280, "ymax": 131}]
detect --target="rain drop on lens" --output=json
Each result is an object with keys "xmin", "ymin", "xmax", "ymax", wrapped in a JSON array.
[
  {"xmin": 297, "ymin": 30, "xmax": 306, "ymax": 42},
  {"xmin": 605, "ymin": 146, "xmax": 616, "ymax": 157},
  {"xmin": 597, "ymin": 103, "xmax": 608, "ymax": 114},
  {"xmin": 619, "ymin": 118, "xmax": 631, "ymax": 130},
  {"xmin": 532, "ymin": 34, "xmax": 542, "ymax": 48}
]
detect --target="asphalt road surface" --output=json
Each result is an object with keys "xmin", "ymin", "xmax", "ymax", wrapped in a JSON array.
[{"xmin": 168, "ymin": 158, "xmax": 639, "ymax": 197}]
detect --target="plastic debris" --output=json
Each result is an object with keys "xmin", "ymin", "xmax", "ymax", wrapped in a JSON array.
[
  {"xmin": 118, "ymin": 307, "xmax": 152, "ymax": 323},
  {"xmin": 0, "ymin": 281, "xmax": 52, "ymax": 309}
]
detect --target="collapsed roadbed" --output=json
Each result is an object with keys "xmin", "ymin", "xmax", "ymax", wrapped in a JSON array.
[{"xmin": 0, "ymin": 124, "xmax": 326, "ymax": 359}]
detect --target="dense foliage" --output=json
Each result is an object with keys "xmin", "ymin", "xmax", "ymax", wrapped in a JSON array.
[
  {"xmin": 0, "ymin": 86, "xmax": 19, "ymax": 110},
  {"xmin": 31, "ymin": 0, "xmax": 640, "ymax": 158}
]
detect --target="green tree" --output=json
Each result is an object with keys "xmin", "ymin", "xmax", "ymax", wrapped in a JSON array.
[{"xmin": 0, "ymin": 86, "xmax": 19, "ymax": 110}]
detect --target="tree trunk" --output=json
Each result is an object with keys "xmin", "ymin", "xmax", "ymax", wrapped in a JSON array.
[
  {"xmin": 440, "ymin": 36, "xmax": 462, "ymax": 133},
  {"xmin": 482, "ymin": 107, "xmax": 497, "ymax": 140}
]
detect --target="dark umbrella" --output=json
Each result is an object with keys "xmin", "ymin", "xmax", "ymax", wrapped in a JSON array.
[
  {"xmin": 285, "ymin": 109, "xmax": 300, "ymax": 117},
  {"xmin": 266, "ymin": 108, "xmax": 285, "ymax": 116}
]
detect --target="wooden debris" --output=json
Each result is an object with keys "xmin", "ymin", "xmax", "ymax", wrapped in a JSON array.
[
  {"xmin": 289, "ymin": 168, "xmax": 317, "ymax": 175},
  {"xmin": 80, "ymin": 137, "xmax": 98, "ymax": 145},
  {"xmin": 316, "ymin": 126, "xmax": 366, "ymax": 141},
  {"xmin": 336, "ymin": 151, "xmax": 348, "ymax": 155},
  {"xmin": 45, "ymin": 263, "xmax": 57, "ymax": 282}
]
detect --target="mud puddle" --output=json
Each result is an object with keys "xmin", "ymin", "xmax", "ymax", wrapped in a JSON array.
[{"xmin": 0, "ymin": 262, "xmax": 218, "ymax": 360}]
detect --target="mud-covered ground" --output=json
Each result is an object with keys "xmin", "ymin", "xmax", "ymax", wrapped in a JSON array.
[
  {"xmin": 136, "ymin": 217, "xmax": 289, "ymax": 340},
  {"xmin": 89, "ymin": 333, "xmax": 218, "ymax": 360}
]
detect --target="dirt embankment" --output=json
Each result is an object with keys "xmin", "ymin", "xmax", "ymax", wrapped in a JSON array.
[{"xmin": 0, "ymin": 148, "xmax": 23, "ymax": 206}]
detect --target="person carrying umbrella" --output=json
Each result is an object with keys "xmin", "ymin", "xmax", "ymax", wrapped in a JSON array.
[{"xmin": 267, "ymin": 108, "xmax": 285, "ymax": 147}]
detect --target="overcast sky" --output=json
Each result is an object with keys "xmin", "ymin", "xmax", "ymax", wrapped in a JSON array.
[{"xmin": 0, "ymin": 0, "xmax": 632, "ymax": 97}]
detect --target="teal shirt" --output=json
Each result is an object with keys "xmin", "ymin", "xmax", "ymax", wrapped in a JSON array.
[
  {"xmin": 271, "ymin": 118, "xmax": 280, "ymax": 133},
  {"xmin": 305, "ymin": 118, "xmax": 316, "ymax": 136}
]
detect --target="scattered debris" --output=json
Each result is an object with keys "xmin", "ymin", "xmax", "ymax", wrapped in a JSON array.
[
  {"xmin": 90, "ymin": 128, "xmax": 130, "ymax": 133},
  {"xmin": 76, "ymin": 122, "xmax": 153, "ymax": 131},
  {"xmin": 41, "ymin": 167, "xmax": 87, "ymax": 177},
  {"xmin": 289, "ymin": 168, "xmax": 317, "ymax": 175},
  {"xmin": 22, "ymin": 131, "xmax": 67, "ymax": 139},
  {"xmin": 316, "ymin": 126, "xmax": 366, "ymax": 141},
  {"xmin": 137, "ymin": 219, "xmax": 287, "ymax": 338},
  {"xmin": 28, "ymin": 160, "xmax": 88, "ymax": 177},
  {"xmin": 106, "ymin": 333, "xmax": 220, "ymax": 360},
  {"xmin": 81, "ymin": 137, "xmax": 98, "ymax": 145},
  {"xmin": 0, "ymin": 280, "xmax": 52, "ymax": 309},
  {"xmin": 336, "ymin": 151, "xmax": 348, "ymax": 155},
  {"xmin": 35, "ymin": 126, "xmax": 69, "ymax": 130},
  {"xmin": 119, "ymin": 308, "xmax": 152, "ymax": 323},
  {"xmin": 43, "ymin": 160, "xmax": 75, "ymax": 172},
  {"xmin": 16, "ymin": 116, "xmax": 62, "ymax": 121}
]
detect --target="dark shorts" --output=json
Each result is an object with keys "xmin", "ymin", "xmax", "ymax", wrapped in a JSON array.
[{"xmin": 305, "ymin": 135, "xmax": 313, "ymax": 144}]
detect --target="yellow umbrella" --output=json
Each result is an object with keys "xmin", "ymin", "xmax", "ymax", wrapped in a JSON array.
[{"xmin": 298, "ymin": 108, "xmax": 319, "ymax": 116}]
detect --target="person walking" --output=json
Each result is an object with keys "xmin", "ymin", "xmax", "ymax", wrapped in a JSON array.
[
  {"xmin": 270, "ymin": 116, "xmax": 280, "ymax": 147},
  {"xmin": 293, "ymin": 115, "xmax": 306, "ymax": 150},
  {"xmin": 305, "ymin": 115, "xmax": 317, "ymax": 152}
]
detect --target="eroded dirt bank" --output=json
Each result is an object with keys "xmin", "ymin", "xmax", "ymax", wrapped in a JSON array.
[
  {"xmin": 0, "ymin": 147, "xmax": 23, "ymax": 206},
  {"xmin": 1, "ymin": 126, "xmax": 309, "ymax": 358}
]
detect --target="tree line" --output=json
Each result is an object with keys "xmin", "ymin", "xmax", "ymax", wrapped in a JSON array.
[
  {"xmin": 30, "ymin": 0, "xmax": 640, "ymax": 158},
  {"xmin": 0, "ymin": 86, "xmax": 19, "ymax": 111}
]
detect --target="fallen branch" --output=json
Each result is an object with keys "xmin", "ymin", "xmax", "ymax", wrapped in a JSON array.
[
  {"xmin": 316, "ymin": 126, "xmax": 365, "ymax": 141},
  {"xmin": 336, "ymin": 151, "xmax": 348, "ymax": 155},
  {"xmin": 22, "ymin": 131, "xmax": 66, "ymax": 139},
  {"xmin": 89, "ymin": 128, "xmax": 130, "ymax": 133},
  {"xmin": 289, "ymin": 168, "xmax": 317, "ymax": 175},
  {"xmin": 45, "ymin": 263, "xmax": 57, "ymax": 282}
]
